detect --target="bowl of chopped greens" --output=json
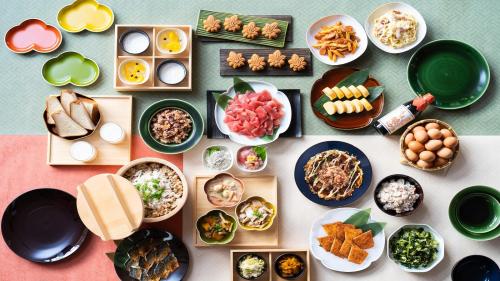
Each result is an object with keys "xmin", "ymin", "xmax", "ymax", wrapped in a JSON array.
[{"xmin": 387, "ymin": 224, "xmax": 444, "ymax": 272}]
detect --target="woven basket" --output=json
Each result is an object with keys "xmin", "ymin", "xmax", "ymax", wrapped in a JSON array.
[{"xmin": 400, "ymin": 119, "xmax": 459, "ymax": 172}]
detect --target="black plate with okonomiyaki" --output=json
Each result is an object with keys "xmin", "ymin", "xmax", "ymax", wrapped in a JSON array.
[{"xmin": 294, "ymin": 141, "xmax": 372, "ymax": 207}]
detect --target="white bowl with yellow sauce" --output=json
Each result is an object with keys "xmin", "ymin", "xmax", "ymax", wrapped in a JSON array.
[
  {"xmin": 156, "ymin": 28, "xmax": 187, "ymax": 55},
  {"xmin": 118, "ymin": 58, "xmax": 151, "ymax": 85}
]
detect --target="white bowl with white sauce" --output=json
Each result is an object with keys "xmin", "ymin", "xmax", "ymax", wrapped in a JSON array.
[
  {"xmin": 202, "ymin": 145, "xmax": 233, "ymax": 172},
  {"xmin": 119, "ymin": 29, "xmax": 150, "ymax": 55},
  {"xmin": 156, "ymin": 60, "xmax": 187, "ymax": 85}
]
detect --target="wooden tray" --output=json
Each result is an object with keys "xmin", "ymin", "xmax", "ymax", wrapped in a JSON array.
[
  {"xmin": 196, "ymin": 10, "xmax": 288, "ymax": 48},
  {"xmin": 194, "ymin": 175, "xmax": 278, "ymax": 247},
  {"xmin": 200, "ymin": 15, "xmax": 293, "ymax": 42},
  {"xmin": 47, "ymin": 95, "xmax": 132, "ymax": 165},
  {"xmin": 113, "ymin": 24, "xmax": 192, "ymax": 91},
  {"xmin": 231, "ymin": 249, "xmax": 310, "ymax": 281},
  {"xmin": 220, "ymin": 48, "xmax": 312, "ymax": 76}
]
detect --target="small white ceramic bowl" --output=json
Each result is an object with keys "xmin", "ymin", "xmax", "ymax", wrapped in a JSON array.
[
  {"xmin": 156, "ymin": 28, "xmax": 187, "ymax": 55},
  {"xmin": 235, "ymin": 146, "xmax": 268, "ymax": 173},
  {"xmin": 387, "ymin": 224, "xmax": 445, "ymax": 272},
  {"xmin": 365, "ymin": 2, "xmax": 427, "ymax": 54},
  {"xmin": 118, "ymin": 58, "xmax": 151, "ymax": 85},
  {"xmin": 202, "ymin": 145, "xmax": 233, "ymax": 172},
  {"xmin": 306, "ymin": 14, "xmax": 368, "ymax": 66}
]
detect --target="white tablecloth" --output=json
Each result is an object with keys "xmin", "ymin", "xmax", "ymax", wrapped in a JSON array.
[{"xmin": 182, "ymin": 136, "xmax": 500, "ymax": 281}]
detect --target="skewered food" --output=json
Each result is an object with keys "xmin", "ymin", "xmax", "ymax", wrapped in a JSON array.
[{"xmin": 304, "ymin": 150, "xmax": 363, "ymax": 201}]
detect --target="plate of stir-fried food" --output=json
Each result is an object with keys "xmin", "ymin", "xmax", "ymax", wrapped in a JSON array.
[
  {"xmin": 306, "ymin": 14, "xmax": 368, "ymax": 65},
  {"xmin": 114, "ymin": 229, "xmax": 189, "ymax": 281},
  {"xmin": 294, "ymin": 141, "xmax": 372, "ymax": 206}
]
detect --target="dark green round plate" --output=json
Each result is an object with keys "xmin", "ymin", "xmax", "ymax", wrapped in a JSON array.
[
  {"xmin": 408, "ymin": 40, "xmax": 490, "ymax": 109},
  {"xmin": 449, "ymin": 186, "xmax": 500, "ymax": 241},
  {"xmin": 139, "ymin": 99, "xmax": 204, "ymax": 154}
]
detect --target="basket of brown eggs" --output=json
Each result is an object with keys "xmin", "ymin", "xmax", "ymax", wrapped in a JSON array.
[{"xmin": 400, "ymin": 119, "xmax": 459, "ymax": 171}]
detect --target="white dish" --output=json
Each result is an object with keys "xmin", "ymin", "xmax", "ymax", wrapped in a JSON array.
[
  {"xmin": 306, "ymin": 14, "xmax": 368, "ymax": 66},
  {"xmin": 235, "ymin": 146, "xmax": 268, "ymax": 173},
  {"xmin": 156, "ymin": 60, "xmax": 187, "ymax": 85},
  {"xmin": 70, "ymin": 141, "xmax": 96, "ymax": 162},
  {"xmin": 309, "ymin": 208, "xmax": 385, "ymax": 272},
  {"xmin": 156, "ymin": 28, "xmax": 187, "ymax": 55},
  {"xmin": 365, "ymin": 2, "xmax": 427, "ymax": 54},
  {"xmin": 387, "ymin": 224, "xmax": 444, "ymax": 272},
  {"xmin": 202, "ymin": 145, "xmax": 233, "ymax": 172},
  {"xmin": 214, "ymin": 81, "xmax": 291, "ymax": 146},
  {"xmin": 99, "ymin": 122, "xmax": 125, "ymax": 144},
  {"xmin": 118, "ymin": 58, "xmax": 151, "ymax": 85}
]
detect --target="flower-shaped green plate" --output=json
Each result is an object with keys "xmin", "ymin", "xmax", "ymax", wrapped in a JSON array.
[
  {"xmin": 196, "ymin": 209, "xmax": 237, "ymax": 245},
  {"xmin": 449, "ymin": 185, "xmax": 500, "ymax": 241},
  {"xmin": 139, "ymin": 99, "xmax": 204, "ymax": 154},
  {"xmin": 408, "ymin": 40, "xmax": 490, "ymax": 109}
]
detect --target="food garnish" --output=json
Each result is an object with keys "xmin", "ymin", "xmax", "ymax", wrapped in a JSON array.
[
  {"xmin": 304, "ymin": 149, "xmax": 363, "ymax": 201},
  {"xmin": 203, "ymin": 15, "xmax": 221, "ymax": 32},
  {"xmin": 390, "ymin": 227, "xmax": 439, "ymax": 268},
  {"xmin": 377, "ymin": 178, "xmax": 420, "ymax": 214},
  {"xmin": 150, "ymin": 108, "xmax": 192, "ymax": 144},
  {"xmin": 227, "ymin": 51, "xmax": 246, "ymax": 69},
  {"xmin": 199, "ymin": 212, "xmax": 234, "ymax": 241},
  {"xmin": 237, "ymin": 197, "xmax": 274, "ymax": 229},
  {"xmin": 312, "ymin": 21, "xmax": 359, "ymax": 62},
  {"xmin": 238, "ymin": 254, "xmax": 266, "ymax": 279},
  {"xmin": 237, "ymin": 146, "xmax": 266, "ymax": 170},
  {"xmin": 123, "ymin": 163, "xmax": 184, "ymax": 218},
  {"xmin": 262, "ymin": 22, "xmax": 281, "ymax": 39},
  {"xmin": 288, "ymin": 54, "xmax": 307, "ymax": 72},
  {"xmin": 374, "ymin": 10, "xmax": 417, "ymax": 48}
]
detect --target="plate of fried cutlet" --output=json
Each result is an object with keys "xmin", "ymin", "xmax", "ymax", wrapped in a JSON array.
[{"xmin": 309, "ymin": 208, "xmax": 385, "ymax": 272}]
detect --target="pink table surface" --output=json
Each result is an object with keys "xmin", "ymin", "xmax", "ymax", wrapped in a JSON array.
[{"xmin": 0, "ymin": 135, "xmax": 183, "ymax": 281}]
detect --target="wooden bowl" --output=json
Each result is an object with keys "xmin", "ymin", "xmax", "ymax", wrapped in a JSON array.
[
  {"xmin": 400, "ymin": 119, "xmax": 459, "ymax": 171},
  {"xmin": 116, "ymin": 157, "xmax": 188, "ymax": 223}
]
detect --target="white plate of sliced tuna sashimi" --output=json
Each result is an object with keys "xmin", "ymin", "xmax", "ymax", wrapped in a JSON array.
[{"xmin": 215, "ymin": 81, "xmax": 292, "ymax": 145}]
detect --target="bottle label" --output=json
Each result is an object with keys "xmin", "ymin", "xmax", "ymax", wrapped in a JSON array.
[{"xmin": 378, "ymin": 105, "xmax": 415, "ymax": 134}]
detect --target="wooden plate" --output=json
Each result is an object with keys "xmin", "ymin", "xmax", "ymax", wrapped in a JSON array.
[
  {"xmin": 194, "ymin": 175, "xmax": 278, "ymax": 247},
  {"xmin": 310, "ymin": 67, "xmax": 384, "ymax": 130},
  {"xmin": 76, "ymin": 174, "xmax": 144, "ymax": 241}
]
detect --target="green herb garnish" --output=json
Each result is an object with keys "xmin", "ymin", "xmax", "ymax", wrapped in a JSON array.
[
  {"xmin": 343, "ymin": 208, "xmax": 386, "ymax": 235},
  {"xmin": 390, "ymin": 228, "xmax": 439, "ymax": 268},
  {"xmin": 214, "ymin": 224, "xmax": 223, "ymax": 232},
  {"xmin": 253, "ymin": 210, "xmax": 263, "ymax": 219},
  {"xmin": 207, "ymin": 146, "xmax": 221, "ymax": 156},
  {"xmin": 252, "ymin": 146, "xmax": 267, "ymax": 161},
  {"xmin": 134, "ymin": 178, "xmax": 164, "ymax": 203}
]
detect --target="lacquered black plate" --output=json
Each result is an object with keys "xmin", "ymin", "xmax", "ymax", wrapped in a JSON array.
[
  {"xmin": 294, "ymin": 141, "xmax": 372, "ymax": 207},
  {"xmin": 1, "ymin": 188, "xmax": 88, "ymax": 263},
  {"xmin": 114, "ymin": 229, "xmax": 189, "ymax": 281},
  {"xmin": 452, "ymin": 255, "xmax": 499, "ymax": 281}
]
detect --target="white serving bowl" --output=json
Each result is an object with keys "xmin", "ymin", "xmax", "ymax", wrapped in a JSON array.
[
  {"xmin": 365, "ymin": 2, "xmax": 427, "ymax": 54},
  {"xmin": 306, "ymin": 14, "xmax": 368, "ymax": 65},
  {"xmin": 156, "ymin": 28, "xmax": 187, "ymax": 55},
  {"xmin": 202, "ymin": 145, "xmax": 233, "ymax": 172},
  {"xmin": 118, "ymin": 58, "xmax": 151, "ymax": 85},
  {"xmin": 387, "ymin": 224, "xmax": 445, "ymax": 272},
  {"xmin": 235, "ymin": 146, "xmax": 268, "ymax": 173}
]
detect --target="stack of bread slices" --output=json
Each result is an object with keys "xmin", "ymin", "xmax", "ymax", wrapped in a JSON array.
[{"xmin": 45, "ymin": 90, "xmax": 99, "ymax": 138}]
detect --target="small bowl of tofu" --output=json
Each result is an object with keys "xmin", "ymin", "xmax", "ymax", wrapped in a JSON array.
[{"xmin": 44, "ymin": 89, "xmax": 101, "ymax": 140}]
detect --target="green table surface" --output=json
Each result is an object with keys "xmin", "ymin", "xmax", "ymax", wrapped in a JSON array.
[{"xmin": 1, "ymin": 0, "xmax": 498, "ymax": 135}]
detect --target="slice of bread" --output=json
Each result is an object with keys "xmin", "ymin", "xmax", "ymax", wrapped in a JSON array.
[
  {"xmin": 60, "ymin": 89, "xmax": 78, "ymax": 114},
  {"xmin": 46, "ymin": 96, "xmax": 64, "ymax": 124},
  {"xmin": 79, "ymin": 97, "xmax": 99, "ymax": 124},
  {"xmin": 70, "ymin": 101, "xmax": 96, "ymax": 130},
  {"xmin": 52, "ymin": 110, "xmax": 87, "ymax": 137}
]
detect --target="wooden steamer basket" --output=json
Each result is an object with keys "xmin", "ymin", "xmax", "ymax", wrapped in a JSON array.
[{"xmin": 400, "ymin": 119, "xmax": 459, "ymax": 171}]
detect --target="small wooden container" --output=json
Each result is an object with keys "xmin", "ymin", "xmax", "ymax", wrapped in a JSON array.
[
  {"xmin": 400, "ymin": 119, "xmax": 460, "ymax": 171},
  {"xmin": 113, "ymin": 24, "xmax": 192, "ymax": 91}
]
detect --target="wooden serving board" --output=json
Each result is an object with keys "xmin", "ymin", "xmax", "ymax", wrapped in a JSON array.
[
  {"xmin": 230, "ymin": 249, "xmax": 310, "ymax": 281},
  {"xmin": 47, "ymin": 95, "xmax": 132, "ymax": 165},
  {"xmin": 113, "ymin": 24, "xmax": 192, "ymax": 91},
  {"xmin": 194, "ymin": 175, "xmax": 279, "ymax": 247},
  {"xmin": 200, "ymin": 15, "xmax": 293, "ymax": 42},
  {"xmin": 196, "ymin": 10, "xmax": 288, "ymax": 48},
  {"xmin": 220, "ymin": 48, "xmax": 312, "ymax": 76}
]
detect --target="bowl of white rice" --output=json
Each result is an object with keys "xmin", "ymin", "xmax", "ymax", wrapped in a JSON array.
[
  {"xmin": 374, "ymin": 174, "xmax": 424, "ymax": 217},
  {"xmin": 117, "ymin": 157, "xmax": 188, "ymax": 222}
]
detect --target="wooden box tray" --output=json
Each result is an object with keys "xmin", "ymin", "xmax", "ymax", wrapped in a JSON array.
[
  {"xmin": 231, "ymin": 249, "xmax": 310, "ymax": 281},
  {"xmin": 220, "ymin": 48, "xmax": 312, "ymax": 76},
  {"xmin": 200, "ymin": 15, "xmax": 293, "ymax": 42},
  {"xmin": 113, "ymin": 24, "xmax": 192, "ymax": 91},
  {"xmin": 47, "ymin": 95, "xmax": 132, "ymax": 165},
  {"xmin": 194, "ymin": 175, "xmax": 278, "ymax": 247}
]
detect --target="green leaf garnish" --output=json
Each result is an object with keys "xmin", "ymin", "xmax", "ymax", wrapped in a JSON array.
[
  {"xmin": 344, "ymin": 208, "xmax": 371, "ymax": 226},
  {"xmin": 233, "ymin": 76, "xmax": 254, "ymax": 94},
  {"xmin": 207, "ymin": 146, "xmax": 221, "ymax": 156},
  {"xmin": 252, "ymin": 146, "xmax": 267, "ymax": 161},
  {"xmin": 213, "ymin": 92, "xmax": 232, "ymax": 110},
  {"xmin": 358, "ymin": 222, "xmax": 387, "ymax": 236},
  {"xmin": 336, "ymin": 69, "xmax": 369, "ymax": 87},
  {"xmin": 253, "ymin": 210, "xmax": 263, "ymax": 219},
  {"xmin": 260, "ymin": 128, "xmax": 279, "ymax": 141}
]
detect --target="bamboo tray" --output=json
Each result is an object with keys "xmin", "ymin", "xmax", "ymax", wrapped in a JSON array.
[
  {"xmin": 231, "ymin": 249, "xmax": 310, "ymax": 281},
  {"xmin": 220, "ymin": 48, "xmax": 312, "ymax": 76},
  {"xmin": 47, "ymin": 95, "xmax": 132, "ymax": 165},
  {"xmin": 113, "ymin": 24, "xmax": 192, "ymax": 91},
  {"xmin": 193, "ymin": 175, "xmax": 279, "ymax": 247}
]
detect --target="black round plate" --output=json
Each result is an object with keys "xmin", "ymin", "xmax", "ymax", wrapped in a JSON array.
[
  {"xmin": 1, "ymin": 188, "xmax": 88, "ymax": 263},
  {"xmin": 294, "ymin": 141, "xmax": 373, "ymax": 207},
  {"xmin": 114, "ymin": 229, "xmax": 189, "ymax": 281},
  {"xmin": 452, "ymin": 255, "xmax": 499, "ymax": 281}
]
